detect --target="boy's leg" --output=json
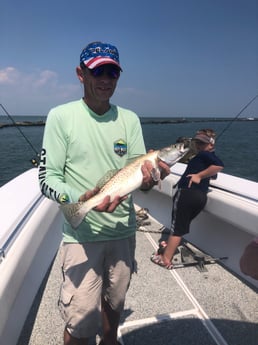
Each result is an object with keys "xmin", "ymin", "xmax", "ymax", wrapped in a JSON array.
[{"xmin": 163, "ymin": 235, "xmax": 182, "ymax": 263}]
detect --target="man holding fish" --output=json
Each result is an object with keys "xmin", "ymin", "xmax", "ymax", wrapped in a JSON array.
[{"xmin": 39, "ymin": 42, "xmax": 187, "ymax": 345}]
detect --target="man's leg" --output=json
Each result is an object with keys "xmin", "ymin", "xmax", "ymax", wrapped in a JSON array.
[
  {"xmin": 60, "ymin": 243, "xmax": 105, "ymax": 345},
  {"xmin": 64, "ymin": 328, "xmax": 89, "ymax": 345},
  {"xmin": 100, "ymin": 237, "xmax": 135, "ymax": 345},
  {"xmin": 101, "ymin": 296, "xmax": 120, "ymax": 345}
]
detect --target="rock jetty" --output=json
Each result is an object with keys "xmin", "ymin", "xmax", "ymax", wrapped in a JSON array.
[{"xmin": 0, "ymin": 120, "xmax": 45, "ymax": 128}]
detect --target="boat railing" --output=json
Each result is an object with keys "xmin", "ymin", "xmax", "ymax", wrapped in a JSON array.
[
  {"xmin": 0, "ymin": 194, "xmax": 45, "ymax": 262},
  {"xmin": 0, "ymin": 168, "xmax": 45, "ymax": 262},
  {"xmin": 0, "ymin": 168, "xmax": 62, "ymax": 345}
]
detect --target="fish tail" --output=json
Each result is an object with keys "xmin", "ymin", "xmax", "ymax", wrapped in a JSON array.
[{"xmin": 59, "ymin": 202, "xmax": 90, "ymax": 229}]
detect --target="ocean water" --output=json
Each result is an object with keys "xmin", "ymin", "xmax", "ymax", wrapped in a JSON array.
[{"xmin": 0, "ymin": 116, "xmax": 258, "ymax": 187}]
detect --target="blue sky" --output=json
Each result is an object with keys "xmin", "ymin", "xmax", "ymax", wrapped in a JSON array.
[{"xmin": 1, "ymin": 0, "xmax": 257, "ymax": 117}]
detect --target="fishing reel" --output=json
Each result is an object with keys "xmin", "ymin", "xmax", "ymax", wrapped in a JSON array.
[{"xmin": 30, "ymin": 154, "xmax": 40, "ymax": 167}]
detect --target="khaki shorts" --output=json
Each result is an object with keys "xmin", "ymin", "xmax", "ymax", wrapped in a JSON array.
[{"xmin": 58, "ymin": 236, "xmax": 136, "ymax": 338}]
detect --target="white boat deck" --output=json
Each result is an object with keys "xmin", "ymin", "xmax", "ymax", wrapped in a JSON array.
[{"xmin": 18, "ymin": 211, "xmax": 258, "ymax": 345}]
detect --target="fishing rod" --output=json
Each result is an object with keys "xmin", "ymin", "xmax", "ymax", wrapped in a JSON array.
[
  {"xmin": 0, "ymin": 103, "xmax": 40, "ymax": 166},
  {"xmin": 216, "ymin": 93, "xmax": 258, "ymax": 141},
  {"xmin": 174, "ymin": 93, "xmax": 258, "ymax": 165}
]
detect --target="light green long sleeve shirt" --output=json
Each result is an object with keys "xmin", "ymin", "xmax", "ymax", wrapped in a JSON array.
[{"xmin": 39, "ymin": 99, "xmax": 146, "ymax": 242}]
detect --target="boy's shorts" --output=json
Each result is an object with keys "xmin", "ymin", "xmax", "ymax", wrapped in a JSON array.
[
  {"xmin": 171, "ymin": 188, "xmax": 207, "ymax": 236},
  {"xmin": 58, "ymin": 236, "xmax": 136, "ymax": 339}
]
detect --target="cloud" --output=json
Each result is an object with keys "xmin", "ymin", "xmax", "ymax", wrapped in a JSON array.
[
  {"xmin": 0, "ymin": 67, "xmax": 19, "ymax": 84},
  {"xmin": 0, "ymin": 67, "xmax": 80, "ymax": 115},
  {"xmin": 34, "ymin": 70, "xmax": 58, "ymax": 87},
  {"xmin": 0, "ymin": 67, "xmax": 152, "ymax": 116}
]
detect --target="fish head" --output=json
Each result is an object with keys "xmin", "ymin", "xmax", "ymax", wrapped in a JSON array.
[
  {"xmin": 175, "ymin": 136, "xmax": 198, "ymax": 163},
  {"xmin": 157, "ymin": 143, "xmax": 190, "ymax": 166}
]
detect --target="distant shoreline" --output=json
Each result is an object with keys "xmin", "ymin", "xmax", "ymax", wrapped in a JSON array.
[
  {"xmin": 0, "ymin": 120, "xmax": 45, "ymax": 128},
  {"xmin": 140, "ymin": 117, "xmax": 257, "ymax": 124},
  {"xmin": 0, "ymin": 117, "xmax": 257, "ymax": 128}
]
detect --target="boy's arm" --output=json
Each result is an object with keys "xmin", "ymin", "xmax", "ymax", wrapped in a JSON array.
[
  {"xmin": 197, "ymin": 164, "xmax": 224, "ymax": 179},
  {"xmin": 187, "ymin": 165, "xmax": 223, "ymax": 187}
]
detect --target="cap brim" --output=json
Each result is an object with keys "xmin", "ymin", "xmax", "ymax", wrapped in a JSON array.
[
  {"xmin": 84, "ymin": 57, "xmax": 122, "ymax": 71},
  {"xmin": 193, "ymin": 134, "xmax": 210, "ymax": 143}
]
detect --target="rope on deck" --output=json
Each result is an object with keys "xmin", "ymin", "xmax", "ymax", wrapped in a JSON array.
[{"xmin": 136, "ymin": 208, "xmax": 170, "ymax": 234}]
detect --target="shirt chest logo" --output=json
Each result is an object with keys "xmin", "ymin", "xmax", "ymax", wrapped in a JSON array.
[{"xmin": 114, "ymin": 139, "xmax": 127, "ymax": 157}]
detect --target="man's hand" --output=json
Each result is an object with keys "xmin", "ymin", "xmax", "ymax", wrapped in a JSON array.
[
  {"xmin": 94, "ymin": 195, "xmax": 127, "ymax": 213},
  {"xmin": 141, "ymin": 160, "xmax": 156, "ymax": 189},
  {"xmin": 79, "ymin": 188, "xmax": 127, "ymax": 213},
  {"xmin": 158, "ymin": 160, "xmax": 171, "ymax": 179},
  {"xmin": 141, "ymin": 156, "xmax": 170, "ymax": 191}
]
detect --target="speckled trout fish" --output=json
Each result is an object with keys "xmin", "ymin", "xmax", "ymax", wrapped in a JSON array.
[{"xmin": 60, "ymin": 143, "xmax": 189, "ymax": 229}]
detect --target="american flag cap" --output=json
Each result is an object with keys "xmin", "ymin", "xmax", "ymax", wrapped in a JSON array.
[{"xmin": 80, "ymin": 42, "xmax": 122, "ymax": 70}]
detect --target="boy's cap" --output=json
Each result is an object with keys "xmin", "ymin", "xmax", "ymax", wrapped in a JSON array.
[
  {"xmin": 194, "ymin": 133, "xmax": 215, "ymax": 144},
  {"xmin": 80, "ymin": 42, "xmax": 122, "ymax": 70}
]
